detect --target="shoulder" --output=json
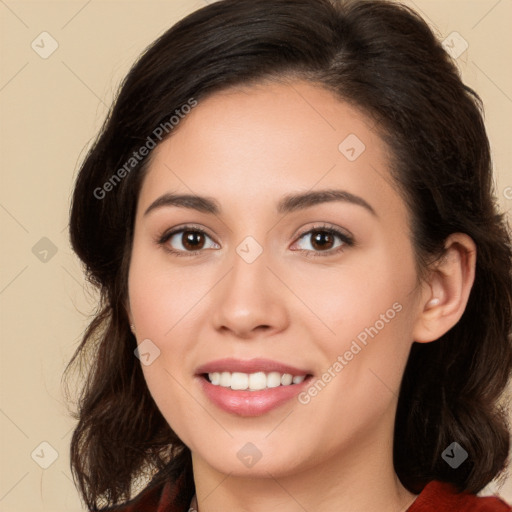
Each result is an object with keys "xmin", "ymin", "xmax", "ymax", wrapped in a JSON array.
[
  {"xmin": 408, "ymin": 481, "xmax": 512, "ymax": 512},
  {"xmin": 96, "ymin": 470, "xmax": 192, "ymax": 512}
]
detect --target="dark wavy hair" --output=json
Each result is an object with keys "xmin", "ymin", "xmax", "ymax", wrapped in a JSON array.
[{"xmin": 65, "ymin": 0, "xmax": 512, "ymax": 509}]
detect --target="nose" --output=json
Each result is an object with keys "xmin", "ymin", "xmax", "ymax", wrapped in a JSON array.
[{"xmin": 211, "ymin": 246, "xmax": 290, "ymax": 339}]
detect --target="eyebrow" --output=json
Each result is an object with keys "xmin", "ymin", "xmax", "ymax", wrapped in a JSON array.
[{"xmin": 144, "ymin": 189, "xmax": 377, "ymax": 217}]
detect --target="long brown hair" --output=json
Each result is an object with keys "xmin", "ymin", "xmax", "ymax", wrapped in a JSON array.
[{"xmin": 66, "ymin": 0, "xmax": 512, "ymax": 509}]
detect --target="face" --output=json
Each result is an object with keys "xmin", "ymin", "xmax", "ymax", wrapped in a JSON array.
[{"xmin": 127, "ymin": 80, "xmax": 424, "ymax": 479}]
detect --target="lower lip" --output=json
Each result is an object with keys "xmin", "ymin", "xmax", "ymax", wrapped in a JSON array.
[{"xmin": 197, "ymin": 375, "xmax": 312, "ymax": 417}]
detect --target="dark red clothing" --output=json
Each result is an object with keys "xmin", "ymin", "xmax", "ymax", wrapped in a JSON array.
[
  {"xmin": 407, "ymin": 481, "xmax": 511, "ymax": 511},
  {"xmin": 103, "ymin": 473, "xmax": 511, "ymax": 512}
]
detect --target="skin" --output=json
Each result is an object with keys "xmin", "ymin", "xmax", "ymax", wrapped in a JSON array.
[{"xmin": 127, "ymin": 80, "xmax": 476, "ymax": 512}]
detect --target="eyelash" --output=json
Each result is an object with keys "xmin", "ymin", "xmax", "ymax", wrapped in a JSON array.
[{"xmin": 156, "ymin": 223, "xmax": 354, "ymax": 258}]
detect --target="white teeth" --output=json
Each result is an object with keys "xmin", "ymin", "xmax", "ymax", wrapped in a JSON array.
[
  {"xmin": 248, "ymin": 372, "xmax": 267, "ymax": 390},
  {"xmin": 231, "ymin": 372, "xmax": 249, "ymax": 390},
  {"xmin": 266, "ymin": 372, "xmax": 282, "ymax": 388},
  {"xmin": 281, "ymin": 373, "xmax": 293, "ymax": 385},
  {"xmin": 207, "ymin": 371, "xmax": 307, "ymax": 390},
  {"xmin": 220, "ymin": 372, "xmax": 231, "ymax": 387}
]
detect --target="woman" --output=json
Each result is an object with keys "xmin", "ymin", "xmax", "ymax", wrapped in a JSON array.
[{"xmin": 66, "ymin": 0, "xmax": 512, "ymax": 510}]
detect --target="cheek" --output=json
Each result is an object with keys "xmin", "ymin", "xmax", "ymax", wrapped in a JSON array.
[
  {"xmin": 127, "ymin": 247, "xmax": 211, "ymax": 338},
  {"xmin": 300, "ymin": 243, "xmax": 418, "ymax": 398},
  {"xmin": 128, "ymin": 253, "xmax": 203, "ymax": 440},
  {"xmin": 140, "ymin": 361, "xmax": 204, "ymax": 450},
  {"xmin": 293, "ymin": 250, "xmax": 416, "ymax": 343}
]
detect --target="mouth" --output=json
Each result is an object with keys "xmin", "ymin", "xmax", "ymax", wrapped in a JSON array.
[{"xmin": 195, "ymin": 358, "xmax": 314, "ymax": 416}]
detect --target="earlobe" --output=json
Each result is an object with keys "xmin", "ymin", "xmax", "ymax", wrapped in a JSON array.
[{"xmin": 412, "ymin": 233, "xmax": 476, "ymax": 343}]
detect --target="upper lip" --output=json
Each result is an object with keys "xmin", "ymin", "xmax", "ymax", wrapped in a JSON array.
[{"xmin": 195, "ymin": 358, "xmax": 312, "ymax": 376}]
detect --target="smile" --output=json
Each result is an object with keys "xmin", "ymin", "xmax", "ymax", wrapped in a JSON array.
[{"xmin": 195, "ymin": 358, "xmax": 314, "ymax": 416}]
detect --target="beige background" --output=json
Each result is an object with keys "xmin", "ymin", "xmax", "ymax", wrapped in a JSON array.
[{"xmin": 0, "ymin": 0, "xmax": 511, "ymax": 511}]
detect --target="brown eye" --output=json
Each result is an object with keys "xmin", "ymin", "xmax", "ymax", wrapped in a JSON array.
[
  {"xmin": 309, "ymin": 230, "xmax": 336, "ymax": 251},
  {"xmin": 159, "ymin": 226, "xmax": 219, "ymax": 256},
  {"xmin": 293, "ymin": 225, "xmax": 354, "ymax": 258},
  {"xmin": 181, "ymin": 231, "xmax": 206, "ymax": 251}
]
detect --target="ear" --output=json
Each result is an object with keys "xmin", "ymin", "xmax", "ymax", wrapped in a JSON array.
[{"xmin": 412, "ymin": 233, "xmax": 476, "ymax": 343}]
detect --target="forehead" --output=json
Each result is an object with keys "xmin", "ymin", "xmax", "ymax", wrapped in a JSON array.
[{"xmin": 137, "ymin": 80, "xmax": 403, "ymax": 222}]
